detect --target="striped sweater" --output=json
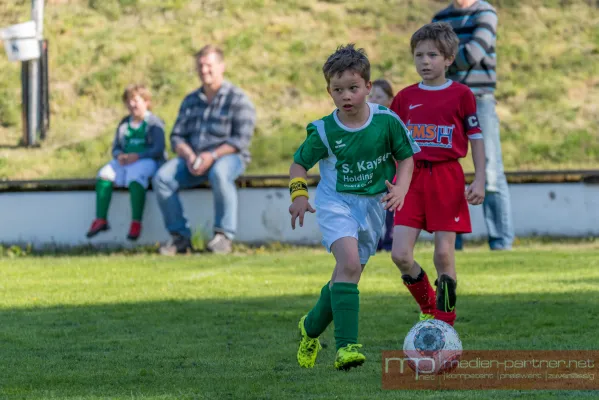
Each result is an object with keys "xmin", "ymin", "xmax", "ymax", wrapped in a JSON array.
[{"xmin": 433, "ymin": 1, "xmax": 498, "ymax": 95}]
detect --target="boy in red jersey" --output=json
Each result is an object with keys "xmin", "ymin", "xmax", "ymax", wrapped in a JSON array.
[{"xmin": 390, "ymin": 22, "xmax": 486, "ymax": 327}]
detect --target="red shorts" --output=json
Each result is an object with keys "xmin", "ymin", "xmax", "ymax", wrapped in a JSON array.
[{"xmin": 394, "ymin": 160, "xmax": 471, "ymax": 233}]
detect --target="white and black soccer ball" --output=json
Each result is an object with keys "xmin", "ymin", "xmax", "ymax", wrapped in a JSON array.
[{"xmin": 402, "ymin": 319, "xmax": 462, "ymax": 375}]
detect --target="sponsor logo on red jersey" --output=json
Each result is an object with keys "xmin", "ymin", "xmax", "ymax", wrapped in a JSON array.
[{"xmin": 406, "ymin": 121, "xmax": 455, "ymax": 149}]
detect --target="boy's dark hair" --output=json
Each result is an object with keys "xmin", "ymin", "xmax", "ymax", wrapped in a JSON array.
[
  {"xmin": 322, "ymin": 44, "xmax": 370, "ymax": 86},
  {"xmin": 372, "ymin": 79, "xmax": 394, "ymax": 98},
  {"xmin": 410, "ymin": 22, "xmax": 459, "ymax": 59}
]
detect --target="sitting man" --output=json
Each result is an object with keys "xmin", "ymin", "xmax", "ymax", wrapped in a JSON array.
[{"xmin": 153, "ymin": 45, "xmax": 257, "ymax": 255}]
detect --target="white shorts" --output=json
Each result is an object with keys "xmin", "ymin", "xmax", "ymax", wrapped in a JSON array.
[
  {"xmin": 315, "ymin": 184, "xmax": 386, "ymax": 265},
  {"xmin": 97, "ymin": 158, "xmax": 158, "ymax": 189}
]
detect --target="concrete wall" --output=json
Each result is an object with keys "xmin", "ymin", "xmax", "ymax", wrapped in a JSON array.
[{"xmin": 1, "ymin": 182, "xmax": 597, "ymax": 248}]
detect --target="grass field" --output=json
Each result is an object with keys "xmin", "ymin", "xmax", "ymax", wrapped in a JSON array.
[
  {"xmin": 0, "ymin": 0, "xmax": 598, "ymax": 179},
  {"xmin": 1, "ymin": 243, "xmax": 598, "ymax": 399}
]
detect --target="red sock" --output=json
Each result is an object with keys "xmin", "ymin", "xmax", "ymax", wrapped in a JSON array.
[
  {"xmin": 434, "ymin": 309, "xmax": 456, "ymax": 326},
  {"xmin": 403, "ymin": 269, "xmax": 436, "ymax": 315}
]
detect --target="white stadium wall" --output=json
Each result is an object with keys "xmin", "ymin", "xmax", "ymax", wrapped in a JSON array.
[{"xmin": 1, "ymin": 182, "xmax": 598, "ymax": 248}]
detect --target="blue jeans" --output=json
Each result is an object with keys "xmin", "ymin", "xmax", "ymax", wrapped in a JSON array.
[
  {"xmin": 153, "ymin": 154, "xmax": 245, "ymax": 240},
  {"xmin": 458, "ymin": 94, "xmax": 514, "ymax": 250}
]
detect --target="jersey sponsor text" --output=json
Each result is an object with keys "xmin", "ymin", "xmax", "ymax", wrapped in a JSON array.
[{"xmin": 407, "ymin": 121, "xmax": 455, "ymax": 149}]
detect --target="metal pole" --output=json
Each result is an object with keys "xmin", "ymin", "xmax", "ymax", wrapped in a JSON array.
[
  {"xmin": 34, "ymin": 0, "xmax": 44, "ymax": 37},
  {"xmin": 27, "ymin": 0, "xmax": 44, "ymax": 147}
]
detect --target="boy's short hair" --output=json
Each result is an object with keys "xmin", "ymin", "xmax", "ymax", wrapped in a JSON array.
[
  {"xmin": 372, "ymin": 79, "xmax": 394, "ymax": 98},
  {"xmin": 194, "ymin": 44, "xmax": 224, "ymax": 61},
  {"xmin": 122, "ymin": 84, "xmax": 152, "ymax": 110},
  {"xmin": 410, "ymin": 22, "xmax": 459, "ymax": 59},
  {"xmin": 322, "ymin": 43, "xmax": 370, "ymax": 86}
]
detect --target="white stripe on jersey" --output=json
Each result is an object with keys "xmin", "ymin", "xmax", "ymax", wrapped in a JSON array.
[{"xmin": 374, "ymin": 105, "xmax": 422, "ymax": 155}]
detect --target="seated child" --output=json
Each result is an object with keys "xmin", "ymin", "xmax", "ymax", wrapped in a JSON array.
[{"xmin": 86, "ymin": 84, "xmax": 166, "ymax": 241}]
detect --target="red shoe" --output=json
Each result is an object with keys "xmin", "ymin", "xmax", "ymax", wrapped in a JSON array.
[
  {"xmin": 86, "ymin": 218, "xmax": 109, "ymax": 238},
  {"xmin": 127, "ymin": 221, "xmax": 142, "ymax": 241}
]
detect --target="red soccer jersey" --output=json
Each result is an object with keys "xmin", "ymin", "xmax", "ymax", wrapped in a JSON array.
[{"xmin": 390, "ymin": 80, "xmax": 482, "ymax": 162}]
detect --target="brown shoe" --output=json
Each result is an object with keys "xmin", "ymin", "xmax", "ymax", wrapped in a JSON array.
[
  {"xmin": 206, "ymin": 233, "xmax": 232, "ymax": 254},
  {"xmin": 158, "ymin": 234, "xmax": 193, "ymax": 256}
]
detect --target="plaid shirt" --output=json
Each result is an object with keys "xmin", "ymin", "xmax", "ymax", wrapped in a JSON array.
[{"xmin": 170, "ymin": 80, "xmax": 257, "ymax": 164}]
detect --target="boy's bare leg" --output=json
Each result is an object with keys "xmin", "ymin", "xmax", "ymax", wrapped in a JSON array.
[
  {"xmin": 392, "ymin": 226, "xmax": 436, "ymax": 319},
  {"xmin": 330, "ymin": 237, "xmax": 362, "ymax": 283},
  {"xmin": 329, "ymin": 237, "xmax": 366, "ymax": 370},
  {"xmin": 329, "ymin": 261, "xmax": 365, "ymax": 289},
  {"xmin": 390, "ymin": 226, "xmax": 421, "ymax": 277},
  {"xmin": 433, "ymin": 231, "xmax": 458, "ymax": 326},
  {"xmin": 433, "ymin": 231, "xmax": 456, "ymax": 279}
]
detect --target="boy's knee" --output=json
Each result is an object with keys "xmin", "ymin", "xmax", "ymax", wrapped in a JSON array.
[
  {"xmin": 98, "ymin": 166, "xmax": 116, "ymax": 182},
  {"xmin": 338, "ymin": 261, "xmax": 362, "ymax": 280},
  {"xmin": 391, "ymin": 248, "xmax": 414, "ymax": 272},
  {"xmin": 433, "ymin": 247, "xmax": 453, "ymax": 268}
]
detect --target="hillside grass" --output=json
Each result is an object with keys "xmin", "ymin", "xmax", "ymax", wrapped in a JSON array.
[{"xmin": 0, "ymin": 0, "xmax": 597, "ymax": 180}]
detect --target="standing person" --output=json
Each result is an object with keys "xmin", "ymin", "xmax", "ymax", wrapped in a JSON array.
[
  {"xmin": 86, "ymin": 84, "xmax": 166, "ymax": 241},
  {"xmin": 290, "ymin": 44, "xmax": 419, "ymax": 370},
  {"xmin": 390, "ymin": 22, "xmax": 486, "ymax": 327},
  {"xmin": 433, "ymin": 0, "xmax": 514, "ymax": 251},
  {"xmin": 368, "ymin": 79, "xmax": 396, "ymax": 252},
  {"xmin": 153, "ymin": 45, "xmax": 257, "ymax": 255}
]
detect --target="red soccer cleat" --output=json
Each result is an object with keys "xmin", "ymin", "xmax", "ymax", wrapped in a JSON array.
[
  {"xmin": 127, "ymin": 221, "xmax": 142, "ymax": 241},
  {"xmin": 86, "ymin": 218, "xmax": 109, "ymax": 238}
]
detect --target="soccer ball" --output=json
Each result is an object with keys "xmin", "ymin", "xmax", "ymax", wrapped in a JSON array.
[{"xmin": 402, "ymin": 319, "xmax": 462, "ymax": 375}]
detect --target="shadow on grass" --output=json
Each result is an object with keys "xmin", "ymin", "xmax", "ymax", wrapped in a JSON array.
[{"xmin": 0, "ymin": 291, "xmax": 597, "ymax": 399}]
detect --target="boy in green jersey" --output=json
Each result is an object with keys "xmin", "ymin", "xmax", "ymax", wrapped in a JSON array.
[{"xmin": 289, "ymin": 44, "xmax": 420, "ymax": 370}]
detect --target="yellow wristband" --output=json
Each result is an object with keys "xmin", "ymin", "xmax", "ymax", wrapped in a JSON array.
[
  {"xmin": 291, "ymin": 190, "xmax": 309, "ymax": 202},
  {"xmin": 289, "ymin": 177, "xmax": 309, "ymax": 201}
]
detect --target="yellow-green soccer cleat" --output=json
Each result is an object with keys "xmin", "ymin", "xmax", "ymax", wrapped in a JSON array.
[
  {"xmin": 419, "ymin": 312, "xmax": 435, "ymax": 321},
  {"xmin": 334, "ymin": 344, "xmax": 366, "ymax": 371},
  {"xmin": 297, "ymin": 315, "xmax": 322, "ymax": 368}
]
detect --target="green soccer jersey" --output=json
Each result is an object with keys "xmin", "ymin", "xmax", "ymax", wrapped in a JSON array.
[
  {"xmin": 293, "ymin": 103, "xmax": 420, "ymax": 196},
  {"xmin": 124, "ymin": 119, "xmax": 147, "ymax": 154}
]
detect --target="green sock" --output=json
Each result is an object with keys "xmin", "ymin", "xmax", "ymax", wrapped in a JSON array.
[
  {"xmin": 95, "ymin": 179, "xmax": 113, "ymax": 219},
  {"xmin": 128, "ymin": 181, "xmax": 146, "ymax": 221},
  {"xmin": 304, "ymin": 281, "xmax": 333, "ymax": 338},
  {"xmin": 331, "ymin": 282, "xmax": 360, "ymax": 350}
]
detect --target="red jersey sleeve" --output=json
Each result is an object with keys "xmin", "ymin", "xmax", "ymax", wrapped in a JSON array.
[{"xmin": 461, "ymin": 90, "xmax": 483, "ymax": 139}]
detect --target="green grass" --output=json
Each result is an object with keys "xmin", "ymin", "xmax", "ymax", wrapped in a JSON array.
[
  {"xmin": 0, "ymin": 244, "xmax": 598, "ymax": 399},
  {"xmin": 0, "ymin": 0, "xmax": 598, "ymax": 179}
]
